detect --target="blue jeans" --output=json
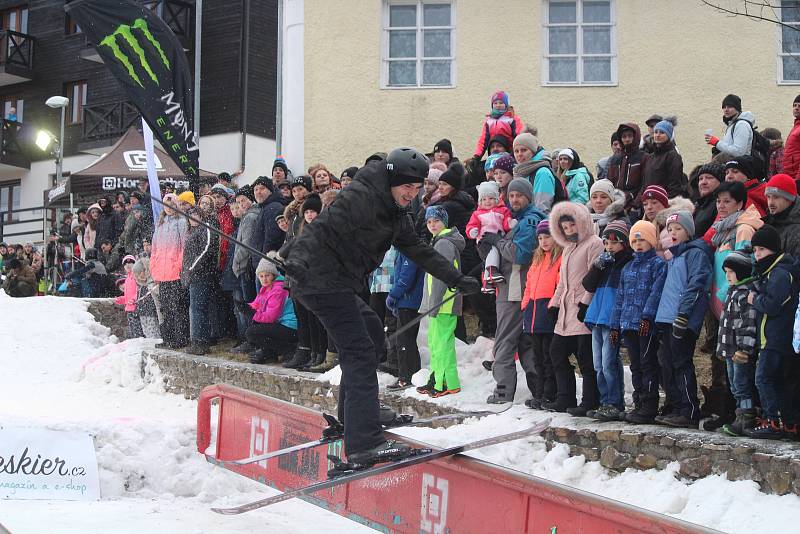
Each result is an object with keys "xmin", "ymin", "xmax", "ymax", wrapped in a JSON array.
[
  {"xmin": 755, "ymin": 348, "xmax": 783, "ymax": 419},
  {"xmin": 592, "ymin": 326, "xmax": 624, "ymax": 410},
  {"xmin": 726, "ymin": 357, "xmax": 756, "ymax": 410},
  {"xmin": 189, "ymin": 278, "xmax": 214, "ymax": 344}
]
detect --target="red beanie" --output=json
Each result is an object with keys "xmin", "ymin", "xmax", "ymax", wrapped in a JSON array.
[
  {"xmin": 641, "ymin": 185, "xmax": 669, "ymax": 208},
  {"xmin": 765, "ymin": 173, "xmax": 798, "ymax": 201}
]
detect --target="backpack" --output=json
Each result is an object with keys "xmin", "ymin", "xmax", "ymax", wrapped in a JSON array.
[{"xmin": 731, "ymin": 119, "xmax": 771, "ymax": 178}]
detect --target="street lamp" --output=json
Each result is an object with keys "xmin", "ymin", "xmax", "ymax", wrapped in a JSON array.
[{"xmin": 45, "ymin": 96, "xmax": 69, "ymax": 204}]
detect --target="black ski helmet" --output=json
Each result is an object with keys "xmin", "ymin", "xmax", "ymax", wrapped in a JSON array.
[
  {"xmin": 722, "ymin": 250, "xmax": 753, "ymax": 281},
  {"xmin": 386, "ymin": 147, "xmax": 430, "ymax": 186}
]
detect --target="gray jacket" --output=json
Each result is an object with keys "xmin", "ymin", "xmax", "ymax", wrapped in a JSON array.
[
  {"xmin": 233, "ymin": 204, "xmax": 261, "ymax": 277},
  {"xmin": 717, "ymin": 111, "xmax": 755, "ymax": 157},
  {"xmin": 419, "ymin": 228, "xmax": 465, "ymax": 317}
]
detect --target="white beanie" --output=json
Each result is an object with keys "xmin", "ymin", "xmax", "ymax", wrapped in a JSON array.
[
  {"xmin": 256, "ymin": 258, "xmax": 279, "ymax": 276},
  {"xmin": 558, "ymin": 148, "xmax": 575, "ymax": 160},
  {"xmin": 590, "ymin": 179, "xmax": 615, "ymax": 199},
  {"xmin": 477, "ymin": 181, "xmax": 500, "ymax": 202}
]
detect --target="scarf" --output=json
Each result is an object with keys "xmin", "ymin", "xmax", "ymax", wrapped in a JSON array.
[
  {"xmin": 755, "ymin": 253, "xmax": 781, "ymax": 277},
  {"xmin": 710, "ymin": 210, "xmax": 742, "ymax": 248},
  {"xmin": 513, "ymin": 159, "xmax": 543, "ymax": 179},
  {"xmin": 490, "ymin": 109, "xmax": 505, "ymax": 119}
]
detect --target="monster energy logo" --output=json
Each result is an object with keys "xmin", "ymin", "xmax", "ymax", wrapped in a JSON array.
[{"xmin": 99, "ymin": 18, "xmax": 170, "ymax": 88}]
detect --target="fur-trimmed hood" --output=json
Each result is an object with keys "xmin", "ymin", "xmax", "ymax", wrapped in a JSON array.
[
  {"xmin": 655, "ymin": 196, "xmax": 695, "ymax": 228},
  {"xmin": 283, "ymin": 198, "xmax": 303, "ymax": 220},
  {"xmin": 549, "ymin": 201, "xmax": 594, "ymax": 247}
]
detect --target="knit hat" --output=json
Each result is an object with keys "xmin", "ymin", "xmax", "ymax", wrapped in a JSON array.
[
  {"xmin": 722, "ymin": 94, "xmax": 742, "ymax": 112},
  {"xmin": 507, "ymin": 178, "xmax": 533, "ymax": 202},
  {"xmin": 425, "ymin": 205, "xmax": 449, "ymax": 226},
  {"xmin": 725, "ymin": 156, "xmax": 757, "ymax": 180},
  {"xmin": 272, "ymin": 157, "xmax": 290, "ymax": 175},
  {"xmin": 252, "ymin": 175, "xmax": 274, "ymax": 193},
  {"xmin": 256, "ymin": 257, "xmax": 279, "ymax": 276},
  {"xmin": 645, "ymin": 114, "xmax": 663, "ymax": 127},
  {"xmin": 488, "ymin": 135, "xmax": 511, "ymax": 153},
  {"xmin": 765, "ymin": 173, "xmax": 798, "ymax": 201},
  {"xmin": 536, "ymin": 220, "xmax": 550, "ymax": 235},
  {"xmin": 751, "ymin": 224, "xmax": 782, "ymax": 253},
  {"xmin": 590, "ymin": 179, "xmax": 615, "ymax": 199},
  {"xmin": 610, "ymin": 131, "xmax": 620, "ymax": 145},
  {"xmin": 641, "ymin": 185, "xmax": 669, "ymax": 208},
  {"xmin": 211, "ymin": 183, "xmax": 235, "ymax": 198},
  {"xmin": 217, "ymin": 171, "xmax": 232, "ymax": 183},
  {"xmin": 491, "ymin": 90, "xmax": 509, "ymax": 107},
  {"xmin": 484, "ymin": 153, "xmax": 504, "ymax": 172},
  {"xmin": 302, "ymin": 193, "xmax": 322, "ymax": 214},
  {"xmin": 427, "ymin": 166, "xmax": 444, "ymax": 183},
  {"xmin": 290, "ymin": 174, "xmax": 313, "ymax": 192},
  {"xmin": 665, "ymin": 210, "xmax": 695, "ymax": 237},
  {"xmin": 235, "ymin": 185, "xmax": 255, "ymax": 203},
  {"xmin": 494, "ymin": 154, "xmax": 515, "ymax": 175},
  {"xmin": 630, "ymin": 220, "xmax": 658, "ymax": 247},
  {"xmin": 439, "ymin": 162, "xmax": 464, "ymax": 190},
  {"xmin": 722, "ymin": 250, "xmax": 753, "ymax": 282},
  {"xmin": 161, "ymin": 194, "xmax": 178, "ymax": 206},
  {"xmin": 177, "ymin": 191, "xmax": 196, "ymax": 206},
  {"xmin": 696, "ymin": 163, "xmax": 725, "ymax": 183},
  {"xmin": 513, "ymin": 133, "xmax": 539, "ymax": 155},
  {"xmin": 477, "ymin": 181, "xmax": 500, "ymax": 202},
  {"xmin": 433, "ymin": 139, "xmax": 453, "ymax": 160},
  {"xmin": 653, "ymin": 120, "xmax": 674, "ymax": 140},
  {"xmin": 795, "ymin": 94, "xmax": 800, "ymax": 105},
  {"xmin": 558, "ymin": 148, "xmax": 575, "ymax": 160},
  {"xmin": 122, "ymin": 254, "xmax": 136, "ymax": 265},
  {"xmin": 603, "ymin": 220, "xmax": 631, "ymax": 244},
  {"xmin": 341, "ymin": 166, "xmax": 359, "ymax": 179}
]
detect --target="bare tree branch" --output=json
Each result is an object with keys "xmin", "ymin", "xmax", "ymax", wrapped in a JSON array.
[{"xmin": 700, "ymin": 0, "xmax": 800, "ymax": 32}]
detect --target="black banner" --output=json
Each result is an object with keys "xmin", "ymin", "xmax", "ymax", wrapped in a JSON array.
[{"xmin": 65, "ymin": 0, "xmax": 199, "ymax": 182}]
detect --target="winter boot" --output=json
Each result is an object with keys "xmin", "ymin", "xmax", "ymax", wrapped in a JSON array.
[
  {"xmin": 230, "ymin": 341, "xmax": 255, "ymax": 354},
  {"xmin": 386, "ymin": 379, "xmax": 412, "ymax": 391},
  {"xmin": 628, "ymin": 401, "xmax": 657, "ymax": 425},
  {"xmin": 416, "ymin": 374, "xmax": 436, "ymax": 395},
  {"xmin": 283, "ymin": 347, "xmax": 312, "ymax": 369},
  {"xmin": 745, "ymin": 418, "xmax": 784, "ymax": 440},
  {"xmin": 486, "ymin": 393, "xmax": 512, "ymax": 404},
  {"xmin": 379, "ymin": 403, "xmax": 398, "ymax": 426},
  {"xmin": 722, "ymin": 408, "xmax": 756, "ymax": 437},
  {"xmin": 657, "ymin": 414, "xmax": 699, "ymax": 429},
  {"xmin": 596, "ymin": 405, "xmax": 624, "ymax": 422},
  {"xmin": 566, "ymin": 406, "xmax": 589, "ymax": 417},
  {"xmin": 525, "ymin": 397, "xmax": 543, "ymax": 410},
  {"xmin": 300, "ymin": 352, "xmax": 326, "ymax": 371},
  {"xmin": 185, "ymin": 342, "xmax": 208, "ymax": 355},
  {"xmin": 431, "ymin": 387, "xmax": 461, "ymax": 398},
  {"xmin": 542, "ymin": 401, "xmax": 570, "ymax": 413},
  {"xmin": 309, "ymin": 351, "xmax": 338, "ymax": 373}
]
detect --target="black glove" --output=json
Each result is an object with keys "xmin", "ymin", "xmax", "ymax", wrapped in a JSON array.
[
  {"xmin": 577, "ymin": 302, "xmax": 589, "ymax": 323},
  {"xmin": 609, "ymin": 329, "xmax": 620, "ymax": 346},
  {"xmin": 672, "ymin": 314, "xmax": 689, "ymax": 339},
  {"xmin": 480, "ymin": 232, "xmax": 502, "ymax": 246},
  {"xmin": 638, "ymin": 318, "xmax": 651, "ymax": 337},
  {"xmin": 547, "ymin": 307, "xmax": 559, "ymax": 323},
  {"xmin": 453, "ymin": 275, "xmax": 481, "ymax": 295},
  {"xmin": 283, "ymin": 258, "xmax": 309, "ymax": 284},
  {"xmin": 592, "ymin": 251, "xmax": 615, "ymax": 270}
]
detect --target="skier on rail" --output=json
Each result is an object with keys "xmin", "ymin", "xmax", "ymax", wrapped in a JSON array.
[{"xmin": 280, "ymin": 147, "xmax": 481, "ymax": 468}]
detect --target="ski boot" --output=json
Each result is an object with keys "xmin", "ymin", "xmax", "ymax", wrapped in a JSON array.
[
  {"xmin": 327, "ymin": 440, "xmax": 428, "ymax": 478},
  {"xmin": 379, "ymin": 403, "xmax": 414, "ymax": 428},
  {"xmin": 321, "ymin": 413, "xmax": 344, "ymax": 440}
]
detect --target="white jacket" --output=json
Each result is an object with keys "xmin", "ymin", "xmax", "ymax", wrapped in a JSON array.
[{"xmin": 717, "ymin": 111, "xmax": 755, "ymax": 157}]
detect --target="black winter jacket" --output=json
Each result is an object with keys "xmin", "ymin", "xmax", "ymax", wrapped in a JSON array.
[
  {"xmin": 693, "ymin": 193, "xmax": 718, "ymax": 239},
  {"xmin": 762, "ymin": 199, "xmax": 800, "ymax": 257},
  {"xmin": 181, "ymin": 221, "xmax": 220, "ymax": 285},
  {"xmin": 642, "ymin": 140, "xmax": 685, "ymax": 199},
  {"xmin": 281, "ymin": 164, "xmax": 462, "ymax": 296},
  {"xmin": 254, "ymin": 190, "xmax": 289, "ymax": 268}
]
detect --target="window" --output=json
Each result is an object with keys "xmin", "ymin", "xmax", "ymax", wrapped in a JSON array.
[
  {"xmin": 65, "ymin": 13, "xmax": 82, "ymax": 35},
  {"xmin": 382, "ymin": 2, "xmax": 455, "ymax": 88},
  {"xmin": 1, "ymin": 97, "xmax": 22, "ymax": 122},
  {"xmin": 64, "ymin": 81, "xmax": 87, "ymax": 125},
  {"xmin": 1, "ymin": 7, "xmax": 28, "ymax": 33},
  {"xmin": 0, "ymin": 180, "xmax": 20, "ymax": 222},
  {"xmin": 779, "ymin": 1, "xmax": 800, "ymax": 82},
  {"xmin": 542, "ymin": 0, "xmax": 616, "ymax": 85}
]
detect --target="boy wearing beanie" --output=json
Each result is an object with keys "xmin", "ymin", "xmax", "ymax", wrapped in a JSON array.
[
  {"xmin": 716, "ymin": 251, "xmax": 759, "ymax": 436},
  {"xmin": 653, "ymin": 211, "xmax": 713, "ymax": 428},
  {"xmin": 417, "ymin": 206, "xmax": 466, "ymax": 398},
  {"xmin": 466, "ymin": 181, "xmax": 516, "ymax": 292},
  {"xmin": 609, "ymin": 220, "xmax": 667, "ymax": 423},
  {"xmin": 745, "ymin": 225, "xmax": 800, "ymax": 439},
  {"xmin": 473, "ymin": 90, "xmax": 524, "ymax": 159},
  {"xmin": 581, "ymin": 220, "xmax": 634, "ymax": 421}
]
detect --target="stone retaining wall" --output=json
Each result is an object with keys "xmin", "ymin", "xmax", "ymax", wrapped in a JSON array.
[
  {"xmin": 86, "ymin": 299, "xmax": 128, "ymax": 341},
  {"xmin": 140, "ymin": 348, "xmax": 800, "ymax": 496}
]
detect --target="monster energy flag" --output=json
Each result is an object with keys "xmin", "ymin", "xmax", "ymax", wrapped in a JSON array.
[{"xmin": 65, "ymin": 0, "xmax": 198, "ymax": 182}]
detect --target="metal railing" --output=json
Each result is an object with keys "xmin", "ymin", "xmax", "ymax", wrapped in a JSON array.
[
  {"xmin": 82, "ymin": 100, "xmax": 140, "ymax": 142},
  {"xmin": 0, "ymin": 30, "xmax": 33, "ymax": 70},
  {"xmin": 0, "ymin": 205, "xmax": 47, "ymax": 241}
]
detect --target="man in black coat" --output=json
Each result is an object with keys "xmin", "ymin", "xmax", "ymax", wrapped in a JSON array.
[
  {"xmin": 281, "ymin": 147, "xmax": 480, "ymax": 466},
  {"xmin": 252, "ymin": 176, "xmax": 289, "ymax": 271}
]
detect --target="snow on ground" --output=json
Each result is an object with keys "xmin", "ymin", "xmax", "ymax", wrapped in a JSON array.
[
  {"xmin": 317, "ymin": 317, "xmax": 800, "ymax": 533},
  {"xmin": 0, "ymin": 292, "xmax": 372, "ymax": 533}
]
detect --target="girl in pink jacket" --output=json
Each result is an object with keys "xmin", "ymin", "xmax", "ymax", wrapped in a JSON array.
[
  {"xmin": 466, "ymin": 181, "xmax": 515, "ymax": 291},
  {"xmin": 114, "ymin": 255, "xmax": 139, "ymax": 336}
]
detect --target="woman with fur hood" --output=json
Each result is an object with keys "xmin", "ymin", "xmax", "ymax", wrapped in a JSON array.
[
  {"xmin": 547, "ymin": 201, "xmax": 604, "ymax": 415},
  {"xmin": 587, "ymin": 179, "xmax": 626, "ymax": 236}
]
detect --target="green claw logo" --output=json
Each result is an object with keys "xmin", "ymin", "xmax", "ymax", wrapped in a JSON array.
[{"xmin": 99, "ymin": 18, "xmax": 170, "ymax": 87}]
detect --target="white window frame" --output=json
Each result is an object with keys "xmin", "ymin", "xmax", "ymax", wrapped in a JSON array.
[
  {"xmin": 777, "ymin": 0, "xmax": 800, "ymax": 84},
  {"xmin": 380, "ymin": 0, "xmax": 456, "ymax": 89},
  {"xmin": 541, "ymin": 0, "xmax": 617, "ymax": 87}
]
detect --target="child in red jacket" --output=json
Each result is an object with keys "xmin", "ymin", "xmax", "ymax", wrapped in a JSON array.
[{"xmin": 473, "ymin": 91, "xmax": 524, "ymax": 160}]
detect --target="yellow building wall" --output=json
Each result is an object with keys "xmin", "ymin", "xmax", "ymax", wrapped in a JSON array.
[{"xmin": 304, "ymin": 0, "xmax": 798, "ymax": 175}]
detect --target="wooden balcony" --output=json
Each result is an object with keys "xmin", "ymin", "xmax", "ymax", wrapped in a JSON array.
[{"xmin": 0, "ymin": 30, "xmax": 34, "ymax": 86}]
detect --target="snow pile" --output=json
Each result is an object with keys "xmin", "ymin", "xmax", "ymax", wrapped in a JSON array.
[{"xmin": 0, "ymin": 294, "xmax": 372, "ymax": 533}]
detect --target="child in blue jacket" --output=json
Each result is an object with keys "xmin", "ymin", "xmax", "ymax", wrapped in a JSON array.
[
  {"xmin": 745, "ymin": 225, "xmax": 800, "ymax": 440},
  {"xmin": 385, "ymin": 251, "xmax": 425, "ymax": 390},
  {"xmin": 609, "ymin": 220, "xmax": 667, "ymax": 424},
  {"xmin": 581, "ymin": 220, "xmax": 633, "ymax": 421},
  {"xmin": 654, "ymin": 211, "xmax": 713, "ymax": 428}
]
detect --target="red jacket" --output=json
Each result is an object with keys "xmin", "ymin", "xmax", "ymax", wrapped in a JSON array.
[
  {"xmin": 783, "ymin": 117, "xmax": 800, "ymax": 179},
  {"xmin": 216, "ymin": 204, "xmax": 234, "ymax": 271},
  {"xmin": 745, "ymin": 179, "xmax": 768, "ymax": 217},
  {"xmin": 473, "ymin": 111, "xmax": 523, "ymax": 158}
]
